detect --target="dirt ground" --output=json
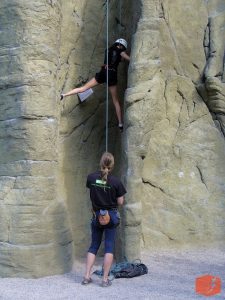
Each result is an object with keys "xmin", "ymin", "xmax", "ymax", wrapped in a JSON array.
[{"xmin": 0, "ymin": 245, "xmax": 224, "ymax": 300}]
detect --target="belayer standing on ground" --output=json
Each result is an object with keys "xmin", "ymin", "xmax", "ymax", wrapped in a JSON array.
[
  {"xmin": 60, "ymin": 38, "xmax": 130, "ymax": 132},
  {"xmin": 82, "ymin": 152, "xmax": 126, "ymax": 287}
]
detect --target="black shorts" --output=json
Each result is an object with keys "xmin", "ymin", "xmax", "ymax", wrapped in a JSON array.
[{"xmin": 95, "ymin": 67, "xmax": 117, "ymax": 86}]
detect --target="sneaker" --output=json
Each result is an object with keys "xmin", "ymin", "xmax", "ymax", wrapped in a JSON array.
[
  {"xmin": 60, "ymin": 94, "xmax": 64, "ymax": 101},
  {"xmin": 101, "ymin": 279, "xmax": 112, "ymax": 287},
  {"xmin": 81, "ymin": 277, "xmax": 92, "ymax": 285}
]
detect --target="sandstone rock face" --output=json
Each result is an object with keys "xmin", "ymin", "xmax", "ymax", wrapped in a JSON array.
[
  {"xmin": 0, "ymin": 0, "xmax": 225, "ymax": 278},
  {"xmin": 0, "ymin": 0, "xmax": 130, "ymax": 277},
  {"xmin": 198, "ymin": 1, "xmax": 225, "ymax": 135},
  {"xmin": 124, "ymin": 0, "xmax": 225, "ymax": 259},
  {"xmin": 0, "ymin": 0, "xmax": 74, "ymax": 277}
]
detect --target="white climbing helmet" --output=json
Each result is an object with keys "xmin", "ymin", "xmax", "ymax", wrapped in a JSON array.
[{"xmin": 115, "ymin": 38, "xmax": 127, "ymax": 49}]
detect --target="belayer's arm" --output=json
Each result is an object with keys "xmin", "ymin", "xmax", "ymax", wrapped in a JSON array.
[{"xmin": 117, "ymin": 196, "xmax": 124, "ymax": 206}]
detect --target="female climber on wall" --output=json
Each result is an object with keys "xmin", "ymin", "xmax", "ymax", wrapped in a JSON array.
[
  {"xmin": 60, "ymin": 38, "xmax": 130, "ymax": 132},
  {"xmin": 82, "ymin": 152, "xmax": 126, "ymax": 287}
]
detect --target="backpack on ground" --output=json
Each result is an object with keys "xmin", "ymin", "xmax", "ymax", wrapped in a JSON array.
[
  {"xmin": 93, "ymin": 260, "xmax": 148, "ymax": 279},
  {"xmin": 112, "ymin": 261, "xmax": 148, "ymax": 279}
]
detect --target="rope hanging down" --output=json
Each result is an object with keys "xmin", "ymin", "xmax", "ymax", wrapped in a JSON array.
[
  {"xmin": 105, "ymin": 0, "xmax": 122, "ymax": 151},
  {"xmin": 105, "ymin": 0, "xmax": 109, "ymax": 152},
  {"xmin": 119, "ymin": 0, "xmax": 122, "ymax": 34}
]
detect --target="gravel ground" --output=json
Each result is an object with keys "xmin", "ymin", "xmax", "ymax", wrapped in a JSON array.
[{"xmin": 0, "ymin": 245, "xmax": 224, "ymax": 300}]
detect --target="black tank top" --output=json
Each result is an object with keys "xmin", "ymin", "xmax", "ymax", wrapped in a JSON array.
[{"xmin": 104, "ymin": 45, "xmax": 123, "ymax": 70}]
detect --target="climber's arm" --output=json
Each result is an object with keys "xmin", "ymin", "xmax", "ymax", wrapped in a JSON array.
[{"xmin": 121, "ymin": 51, "xmax": 130, "ymax": 61}]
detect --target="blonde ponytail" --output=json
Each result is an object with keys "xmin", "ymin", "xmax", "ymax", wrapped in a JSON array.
[{"xmin": 100, "ymin": 152, "xmax": 114, "ymax": 182}]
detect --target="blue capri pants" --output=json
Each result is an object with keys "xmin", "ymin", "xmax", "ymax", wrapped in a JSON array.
[{"xmin": 88, "ymin": 210, "xmax": 120, "ymax": 255}]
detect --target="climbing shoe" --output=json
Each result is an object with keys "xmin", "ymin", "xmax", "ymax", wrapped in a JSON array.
[
  {"xmin": 60, "ymin": 94, "xmax": 64, "ymax": 101},
  {"xmin": 118, "ymin": 124, "xmax": 123, "ymax": 132}
]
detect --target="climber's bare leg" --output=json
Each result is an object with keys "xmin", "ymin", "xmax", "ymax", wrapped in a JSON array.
[
  {"xmin": 109, "ymin": 85, "xmax": 122, "ymax": 125},
  {"xmin": 62, "ymin": 78, "xmax": 98, "ymax": 98}
]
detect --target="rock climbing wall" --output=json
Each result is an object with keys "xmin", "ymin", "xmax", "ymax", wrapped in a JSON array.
[
  {"xmin": 124, "ymin": 0, "xmax": 225, "ymax": 259},
  {"xmin": 0, "ymin": 0, "xmax": 130, "ymax": 277},
  {"xmin": 0, "ymin": 0, "xmax": 73, "ymax": 278},
  {"xmin": 58, "ymin": 0, "xmax": 132, "ymax": 260},
  {"xmin": 0, "ymin": 0, "xmax": 224, "ymax": 278}
]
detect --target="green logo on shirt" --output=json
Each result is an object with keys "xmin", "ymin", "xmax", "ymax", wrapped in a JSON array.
[
  {"xmin": 96, "ymin": 179, "xmax": 106, "ymax": 185},
  {"xmin": 91, "ymin": 179, "xmax": 111, "ymax": 190}
]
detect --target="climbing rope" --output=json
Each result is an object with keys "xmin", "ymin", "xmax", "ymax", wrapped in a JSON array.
[
  {"xmin": 105, "ymin": 0, "xmax": 123, "ymax": 151},
  {"xmin": 119, "ymin": 0, "xmax": 122, "ymax": 34},
  {"xmin": 105, "ymin": 0, "xmax": 109, "ymax": 152}
]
